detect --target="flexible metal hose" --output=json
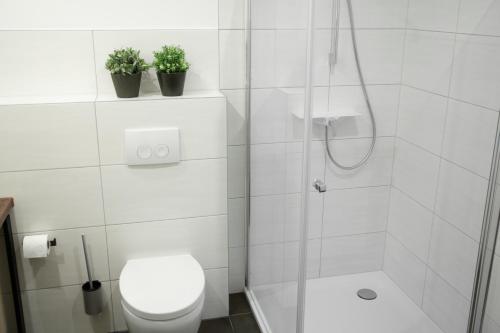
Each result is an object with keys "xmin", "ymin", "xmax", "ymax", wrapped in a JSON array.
[{"xmin": 325, "ymin": 0, "xmax": 377, "ymax": 170}]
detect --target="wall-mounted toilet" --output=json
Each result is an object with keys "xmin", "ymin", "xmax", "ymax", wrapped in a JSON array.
[{"xmin": 119, "ymin": 255, "xmax": 205, "ymax": 333}]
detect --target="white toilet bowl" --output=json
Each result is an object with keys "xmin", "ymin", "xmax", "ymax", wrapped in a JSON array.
[{"xmin": 119, "ymin": 255, "xmax": 205, "ymax": 333}]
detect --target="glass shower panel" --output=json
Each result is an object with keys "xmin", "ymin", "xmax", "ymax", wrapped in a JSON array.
[{"xmin": 247, "ymin": 0, "xmax": 317, "ymax": 332}]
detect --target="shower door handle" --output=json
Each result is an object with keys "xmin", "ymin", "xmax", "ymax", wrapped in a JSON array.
[{"xmin": 313, "ymin": 179, "xmax": 327, "ymax": 193}]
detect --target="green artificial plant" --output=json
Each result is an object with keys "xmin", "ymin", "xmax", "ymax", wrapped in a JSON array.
[
  {"xmin": 152, "ymin": 45, "xmax": 190, "ymax": 74},
  {"xmin": 105, "ymin": 48, "xmax": 150, "ymax": 75}
]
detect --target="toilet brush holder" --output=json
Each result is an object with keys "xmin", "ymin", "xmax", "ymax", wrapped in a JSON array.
[
  {"xmin": 82, "ymin": 280, "xmax": 104, "ymax": 315},
  {"xmin": 81, "ymin": 234, "xmax": 104, "ymax": 315}
]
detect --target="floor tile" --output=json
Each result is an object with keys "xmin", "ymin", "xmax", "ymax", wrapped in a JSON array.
[
  {"xmin": 230, "ymin": 293, "xmax": 252, "ymax": 315},
  {"xmin": 198, "ymin": 317, "xmax": 233, "ymax": 333},
  {"xmin": 230, "ymin": 314, "xmax": 261, "ymax": 333}
]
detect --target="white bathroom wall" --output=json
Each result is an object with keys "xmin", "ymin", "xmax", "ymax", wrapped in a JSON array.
[
  {"xmin": 0, "ymin": 0, "xmax": 248, "ymax": 332},
  {"xmin": 384, "ymin": 1, "xmax": 500, "ymax": 333}
]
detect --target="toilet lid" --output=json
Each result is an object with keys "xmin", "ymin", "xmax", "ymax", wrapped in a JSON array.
[{"xmin": 119, "ymin": 255, "xmax": 205, "ymax": 321}]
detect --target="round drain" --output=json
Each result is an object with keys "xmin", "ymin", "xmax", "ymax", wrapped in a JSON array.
[{"xmin": 357, "ymin": 289, "xmax": 377, "ymax": 300}]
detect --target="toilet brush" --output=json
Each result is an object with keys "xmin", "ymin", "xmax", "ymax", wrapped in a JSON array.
[{"xmin": 81, "ymin": 234, "xmax": 104, "ymax": 315}]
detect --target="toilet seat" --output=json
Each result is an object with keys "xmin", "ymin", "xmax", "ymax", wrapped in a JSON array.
[{"xmin": 119, "ymin": 255, "xmax": 205, "ymax": 321}]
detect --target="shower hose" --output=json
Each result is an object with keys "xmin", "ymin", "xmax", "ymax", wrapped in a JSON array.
[{"xmin": 325, "ymin": 0, "xmax": 377, "ymax": 170}]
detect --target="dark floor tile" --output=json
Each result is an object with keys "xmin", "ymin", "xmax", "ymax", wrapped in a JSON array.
[
  {"xmin": 230, "ymin": 314, "xmax": 261, "ymax": 333},
  {"xmin": 229, "ymin": 293, "xmax": 252, "ymax": 315},
  {"xmin": 198, "ymin": 317, "xmax": 233, "ymax": 333}
]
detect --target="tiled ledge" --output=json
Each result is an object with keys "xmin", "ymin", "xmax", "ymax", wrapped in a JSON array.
[{"xmin": 0, "ymin": 90, "xmax": 224, "ymax": 106}]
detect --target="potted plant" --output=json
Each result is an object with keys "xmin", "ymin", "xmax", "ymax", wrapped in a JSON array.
[
  {"xmin": 105, "ymin": 48, "xmax": 150, "ymax": 98},
  {"xmin": 153, "ymin": 45, "xmax": 190, "ymax": 96}
]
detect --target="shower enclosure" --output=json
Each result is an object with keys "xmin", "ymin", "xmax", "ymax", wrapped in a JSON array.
[{"xmin": 246, "ymin": 0, "xmax": 500, "ymax": 332}]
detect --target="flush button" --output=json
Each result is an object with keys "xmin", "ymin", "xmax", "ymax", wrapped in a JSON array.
[
  {"xmin": 155, "ymin": 144, "xmax": 170, "ymax": 158},
  {"xmin": 137, "ymin": 145, "xmax": 153, "ymax": 159}
]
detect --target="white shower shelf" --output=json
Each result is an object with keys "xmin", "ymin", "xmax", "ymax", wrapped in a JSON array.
[
  {"xmin": 279, "ymin": 88, "xmax": 361, "ymax": 125},
  {"xmin": 0, "ymin": 90, "xmax": 223, "ymax": 106}
]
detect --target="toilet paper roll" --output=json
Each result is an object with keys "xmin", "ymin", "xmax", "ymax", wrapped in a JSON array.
[{"xmin": 23, "ymin": 234, "xmax": 50, "ymax": 258}]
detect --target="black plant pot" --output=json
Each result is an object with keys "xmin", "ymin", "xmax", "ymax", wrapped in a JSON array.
[
  {"xmin": 111, "ymin": 72, "xmax": 142, "ymax": 98},
  {"xmin": 157, "ymin": 72, "xmax": 187, "ymax": 97}
]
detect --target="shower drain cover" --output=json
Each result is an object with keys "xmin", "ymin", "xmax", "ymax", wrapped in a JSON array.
[{"xmin": 357, "ymin": 289, "xmax": 377, "ymax": 300}]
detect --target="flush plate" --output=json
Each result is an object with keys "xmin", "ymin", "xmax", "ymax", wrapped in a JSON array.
[{"xmin": 125, "ymin": 128, "xmax": 180, "ymax": 166}]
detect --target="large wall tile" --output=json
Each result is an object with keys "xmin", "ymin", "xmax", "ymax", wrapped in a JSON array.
[
  {"xmin": 323, "ymin": 186, "xmax": 390, "ymax": 237},
  {"xmin": 334, "ymin": 30, "xmax": 405, "ymax": 85},
  {"xmin": 248, "ymin": 243, "xmax": 284, "ymax": 286},
  {"xmin": 397, "ymin": 87, "xmax": 447, "ymax": 155},
  {"xmin": 325, "ymin": 137, "xmax": 394, "ymax": 189},
  {"xmin": 228, "ymin": 198, "xmax": 246, "ymax": 248},
  {"xmin": 458, "ymin": 0, "xmax": 500, "ymax": 36},
  {"xmin": 384, "ymin": 234, "xmax": 427, "ymax": 306},
  {"xmin": 283, "ymin": 240, "xmax": 321, "ymax": 281},
  {"xmin": 392, "ymin": 139, "xmax": 440, "ymax": 210},
  {"xmin": 486, "ymin": 256, "xmax": 500, "ymax": 326},
  {"xmin": 106, "ymin": 215, "xmax": 228, "ymax": 279},
  {"xmin": 403, "ymin": 30, "xmax": 455, "ymax": 95},
  {"xmin": 435, "ymin": 160, "xmax": 488, "ymax": 241},
  {"xmin": 93, "ymin": 30, "xmax": 219, "ymax": 95},
  {"xmin": 0, "ymin": 31, "xmax": 96, "ymax": 98},
  {"xmin": 428, "ymin": 217, "xmax": 479, "ymax": 299},
  {"xmin": 450, "ymin": 34, "xmax": 500, "ymax": 111},
  {"xmin": 0, "ymin": 168, "xmax": 105, "ymax": 233},
  {"xmin": 22, "ymin": 283, "xmax": 113, "ymax": 333},
  {"xmin": 0, "ymin": 0, "xmax": 218, "ymax": 29},
  {"xmin": 96, "ymin": 98, "xmax": 226, "ymax": 164},
  {"xmin": 101, "ymin": 159, "xmax": 227, "ymax": 224},
  {"xmin": 339, "ymin": 0, "xmax": 409, "ymax": 29},
  {"xmin": 442, "ymin": 100, "xmax": 497, "ymax": 178},
  {"xmin": 329, "ymin": 85, "xmax": 400, "ymax": 138},
  {"xmin": 320, "ymin": 232, "xmax": 385, "ymax": 277},
  {"xmin": 16, "ymin": 227, "xmax": 109, "ymax": 291},
  {"xmin": 219, "ymin": 0, "xmax": 246, "ymax": 29},
  {"xmin": 229, "ymin": 247, "xmax": 246, "ymax": 293},
  {"xmin": 0, "ymin": 103, "xmax": 99, "ymax": 172},
  {"xmin": 407, "ymin": 0, "xmax": 460, "ymax": 32},
  {"xmin": 387, "ymin": 188, "xmax": 433, "ymax": 261},
  {"xmin": 423, "ymin": 270, "xmax": 470, "ymax": 333},
  {"xmin": 220, "ymin": 30, "xmax": 247, "ymax": 89}
]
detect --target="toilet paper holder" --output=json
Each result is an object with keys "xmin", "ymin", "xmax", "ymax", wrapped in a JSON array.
[{"xmin": 48, "ymin": 238, "xmax": 57, "ymax": 247}]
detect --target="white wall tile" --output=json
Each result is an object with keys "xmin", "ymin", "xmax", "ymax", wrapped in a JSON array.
[
  {"xmin": 229, "ymin": 247, "xmax": 246, "ymax": 293},
  {"xmin": 0, "ymin": 168, "xmax": 104, "ymax": 233},
  {"xmin": 0, "ymin": 31, "xmax": 96, "ymax": 98},
  {"xmin": 203, "ymin": 268, "xmax": 230, "ymax": 319},
  {"xmin": 228, "ymin": 198, "xmax": 246, "ymax": 248},
  {"xmin": 220, "ymin": 30, "xmax": 247, "ymax": 89},
  {"xmin": 442, "ymin": 100, "xmax": 498, "ymax": 178},
  {"xmin": 96, "ymin": 98, "xmax": 226, "ymax": 164},
  {"xmin": 392, "ymin": 139, "xmax": 440, "ymax": 210},
  {"xmin": 323, "ymin": 186, "xmax": 390, "ymax": 237},
  {"xmin": 250, "ymin": 0, "xmax": 308, "ymax": 29},
  {"xmin": 339, "ymin": 0, "xmax": 409, "ymax": 29},
  {"xmin": 407, "ymin": 0, "xmax": 460, "ymax": 32},
  {"xmin": 223, "ymin": 89, "xmax": 247, "ymax": 146},
  {"xmin": 0, "ymin": 103, "xmax": 99, "ymax": 172},
  {"xmin": 450, "ymin": 34, "xmax": 500, "ymax": 110},
  {"xmin": 219, "ymin": 0, "xmax": 246, "ymax": 29},
  {"xmin": 384, "ymin": 234, "xmax": 427, "ymax": 306},
  {"xmin": 283, "ymin": 239, "xmax": 321, "ymax": 281},
  {"xmin": 250, "ymin": 31, "xmax": 278, "ymax": 88},
  {"xmin": 334, "ymin": 30, "xmax": 405, "ymax": 85},
  {"xmin": 101, "ymin": 159, "xmax": 227, "ymax": 224},
  {"xmin": 403, "ymin": 30, "xmax": 456, "ymax": 95},
  {"xmin": 387, "ymin": 188, "xmax": 433, "ymax": 261},
  {"xmin": 328, "ymin": 85, "xmax": 400, "ymax": 138},
  {"xmin": 325, "ymin": 137, "xmax": 394, "ymax": 189},
  {"xmin": 428, "ymin": 217, "xmax": 479, "ymax": 299},
  {"xmin": 486, "ymin": 256, "xmax": 500, "ymax": 326},
  {"xmin": 423, "ymin": 270, "xmax": 470, "ymax": 333},
  {"xmin": 0, "ymin": 0, "xmax": 218, "ymax": 29},
  {"xmin": 248, "ymin": 243, "xmax": 284, "ymax": 286},
  {"xmin": 320, "ymin": 232, "xmax": 386, "ymax": 277},
  {"xmin": 22, "ymin": 283, "xmax": 113, "ymax": 333},
  {"xmin": 93, "ymin": 30, "xmax": 219, "ymax": 95},
  {"xmin": 458, "ymin": 0, "xmax": 500, "ymax": 36},
  {"xmin": 106, "ymin": 215, "xmax": 228, "ymax": 279},
  {"xmin": 483, "ymin": 315, "xmax": 500, "ymax": 333},
  {"xmin": 16, "ymin": 227, "xmax": 109, "ymax": 291},
  {"xmin": 435, "ymin": 160, "xmax": 488, "ymax": 241},
  {"xmin": 228, "ymin": 145, "xmax": 247, "ymax": 198},
  {"xmin": 397, "ymin": 86, "xmax": 448, "ymax": 155}
]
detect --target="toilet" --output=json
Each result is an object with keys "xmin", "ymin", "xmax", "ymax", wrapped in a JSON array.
[{"xmin": 119, "ymin": 255, "xmax": 205, "ymax": 333}]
